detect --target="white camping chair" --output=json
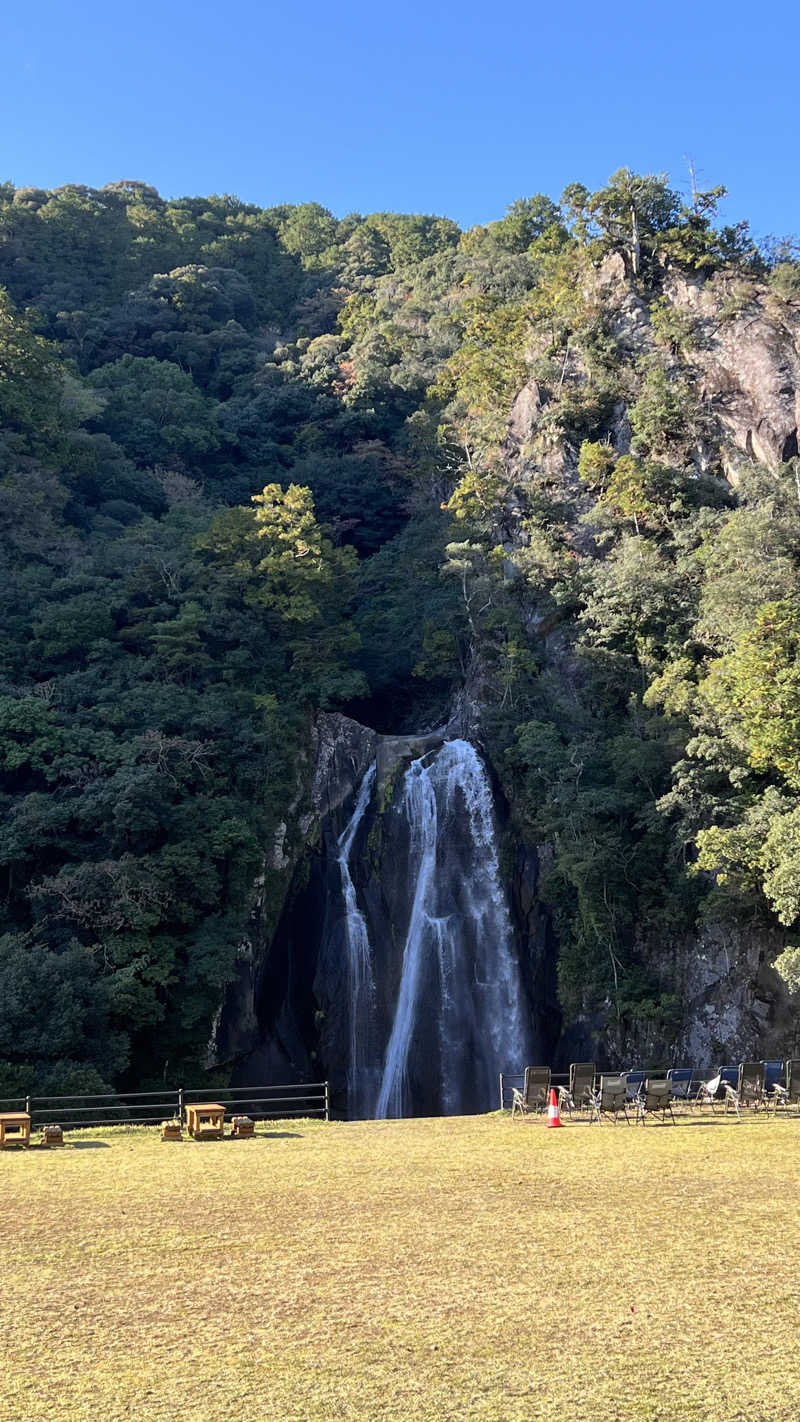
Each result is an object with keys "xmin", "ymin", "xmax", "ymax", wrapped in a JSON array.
[
  {"xmin": 720, "ymin": 1082, "xmax": 741, "ymax": 1117},
  {"xmin": 695, "ymin": 1071, "xmax": 721, "ymax": 1109},
  {"xmin": 696, "ymin": 1070, "xmax": 740, "ymax": 1117}
]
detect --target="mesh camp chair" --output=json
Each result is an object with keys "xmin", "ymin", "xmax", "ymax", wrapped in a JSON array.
[
  {"xmin": 588, "ymin": 1074, "xmax": 631, "ymax": 1125},
  {"xmin": 623, "ymin": 1070, "xmax": 645, "ymax": 1104},
  {"xmin": 763, "ymin": 1060, "xmax": 784, "ymax": 1097},
  {"xmin": 761, "ymin": 1057, "xmax": 784, "ymax": 1097},
  {"xmin": 718, "ymin": 1067, "xmax": 742, "ymax": 1116},
  {"xmin": 634, "ymin": 1079, "xmax": 676, "ymax": 1125},
  {"xmin": 666, "ymin": 1068, "xmax": 694, "ymax": 1107},
  {"xmin": 773, "ymin": 1059, "xmax": 800, "ymax": 1114},
  {"xmin": 566, "ymin": 1062, "xmax": 596, "ymax": 1114},
  {"xmin": 738, "ymin": 1061, "xmax": 765, "ymax": 1111},
  {"xmin": 511, "ymin": 1066, "xmax": 551, "ymax": 1118}
]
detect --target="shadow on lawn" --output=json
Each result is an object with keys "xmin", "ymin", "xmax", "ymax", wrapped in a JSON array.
[
  {"xmin": 635, "ymin": 1118, "xmax": 744, "ymax": 1129},
  {"xmin": 68, "ymin": 1141, "xmax": 111, "ymax": 1149},
  {"xmin": 672, "ymin": 1117, "xmax": 742, "ymax": 1127},
  {"xmin": 565, "ymin": 1115, "xmax": 742, "ymax": 1129}
]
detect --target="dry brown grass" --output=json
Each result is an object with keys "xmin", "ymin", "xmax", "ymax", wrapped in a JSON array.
[{"xmin": 1, "ymin": 1109, "xmax": 799, "ymax": 1421}]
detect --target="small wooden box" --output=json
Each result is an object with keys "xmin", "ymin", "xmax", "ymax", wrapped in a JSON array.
[
  {"xmin": 231, "ymin": 1115, "xmax": 255, "ymax": 1138},
  {"xmin": 40, "ymin": 1124, "xmax": 64, "ymax": 1147},
  {"xmin": 161, "ymin": 1120, "xmax": 183, "ymax": 1141},
  {"xmin": 0, "ymin": 1113, "xmax": 31, "ymax": 1148}
]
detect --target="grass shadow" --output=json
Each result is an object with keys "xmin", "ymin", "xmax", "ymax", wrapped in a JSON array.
[{"xmin": 673, "ymin": 1117, "xmax": 741, "ymax": 1127}]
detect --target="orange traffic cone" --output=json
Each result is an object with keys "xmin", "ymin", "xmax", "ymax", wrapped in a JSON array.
[{"xmin": 547, "ymin": 1087, "xmax": 562, "ymax": 1128}]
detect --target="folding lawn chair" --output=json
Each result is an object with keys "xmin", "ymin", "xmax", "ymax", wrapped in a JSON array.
[
  {"xmin": 588, "ymin": 1074, "xmax": 631, "ymax": 1125},
  {"xmin": 556, "ymin": 1087, "xmax": 573, "ymax": 1113},
  {"xmin": 721, "ymin": 1082, "xmax": 741, "ymax": 1116},
  {"xmin": 696, "ymin": 1069, "xmax": 740, "ymax": 1116},
  {"xmin": 695, "ymin": 1070, "xmax": 722, "ymax": 1109},
  {"xmin": 623, "ymin": 1070, "xmax": 645, "ymax": 1104},
  {"xmin": 763, "ymin": 1060, "xmax": 784, "ymax": 1098},
  {"xmin": 567, "ymin": 1062, "xmax": 596, "ymax": 1114},
  {"xmin": 511, "ymin": 1066, "xmax": 551, "ymax": 1118},
  {"xmin": 634, "ymin": 1079, "xmax": 676, "ymax": 1125},
  {"xmin": 666, "ymin": 1067, "xmax": 694, "ymax": 1109},
  {"xmin": 738, "ymin": 1061, "xmax": 765, "ymax": 1111},
  {"xmin": 773, "ymin": 1059, "xmax": 800, "ymax": 1114},
  {"xmin": 716, "ymin": 1067, "xmax": 742, "ymax": 1116}
]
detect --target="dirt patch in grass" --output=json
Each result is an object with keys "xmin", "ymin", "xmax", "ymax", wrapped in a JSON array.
[{"xmin": 1, "ymin": 1111, "xmax": 798, "ymax": 1421}]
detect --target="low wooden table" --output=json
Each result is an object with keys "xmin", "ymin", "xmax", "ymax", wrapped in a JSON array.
[
  {"xmin": 0, "ymin": 1113, "xmax": 31, "ymax": 1148},
  {"xmin": 185, "ymin": 1104, "xmax": 225, "ymax": 1139}
]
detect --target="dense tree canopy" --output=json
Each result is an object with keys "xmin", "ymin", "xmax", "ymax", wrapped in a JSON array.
[{"xmin": 0, "ymin": 171, "xmax": 796, "ymax": 1089}]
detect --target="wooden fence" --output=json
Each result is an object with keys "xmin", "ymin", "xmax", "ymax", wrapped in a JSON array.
[{"xmin": 0, "ymin": 1081, "xmax": 329, "ymax": 1130}]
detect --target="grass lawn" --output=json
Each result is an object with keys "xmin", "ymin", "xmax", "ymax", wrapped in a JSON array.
[{"xmin": 1, "ymin": 1109, "xmax": 798, "ymax": 1421}]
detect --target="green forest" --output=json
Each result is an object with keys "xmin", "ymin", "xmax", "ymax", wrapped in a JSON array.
[{"xmin": 2, "ymin": 172, "xmax": 800, "ymax": 1095}]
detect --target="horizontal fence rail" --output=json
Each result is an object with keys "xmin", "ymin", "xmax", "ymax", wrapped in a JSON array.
[{"xmin": 0, "ymin": 1081, "xmax": 329, "ymax": 1131}]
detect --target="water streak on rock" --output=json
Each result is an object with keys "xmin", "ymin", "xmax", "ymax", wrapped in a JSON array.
[{"xmin": 336, "ymin": 763, "xmax": 378, "ymax": 1118}]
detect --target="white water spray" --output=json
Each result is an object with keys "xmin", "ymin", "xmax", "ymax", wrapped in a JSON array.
[
  {"xmin": 375, "ymin": 739, "xmax": 531, "ymax": 1118},
  {"xmin": 336, "ymin": 764, "xmax": 378, "ymax": 1118}
]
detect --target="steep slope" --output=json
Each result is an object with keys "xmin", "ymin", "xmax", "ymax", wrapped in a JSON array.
[{"xmin": 2, "ymin": 172, "xmax": 800, "ymax": 1103}]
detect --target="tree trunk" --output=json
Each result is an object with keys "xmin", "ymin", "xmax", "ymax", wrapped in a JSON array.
[{"xmin": 630, "ymin": 203, "xmax": 641, "ymax": 277}]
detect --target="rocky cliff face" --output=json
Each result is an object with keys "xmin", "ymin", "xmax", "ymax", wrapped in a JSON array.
[
  {"xmin": 498, "ymin": 255, "xmax": 800, "ymax": 1067},
  {"xmin": 217, "ymin": 711, "xmax": 796, "ymax": 1092},
  {"xmin": 666, "ymin": 269, "xmax": 800, "ymax": 474},
  {"xmin": 666, "ymin": 921, "xmax": 796, "ymax": 1063},
  {"xmin": 507, "ymin": 255, "xmax": 800, "ymax": 479},
  {"xmin": 217, "ymin": 713, "xmax": 559, "ymax": 1112},
  {"xmin": 215, "ymin": 260, "xmax": 800, "ymax": 1097}
]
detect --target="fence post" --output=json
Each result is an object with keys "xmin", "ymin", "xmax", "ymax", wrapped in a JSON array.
[
  {"xmin": 499, "ymin": 1074, "xmax": 504, "ymax": 1112},
  {"xmin": 177, "ymin": 1086, "xmax": 184, "ymax": 1123},
  {"xmin": 25, "ymin": 1093, "xmax": 31, "ymax": 1116},
  {"xmin": 324, "ymin": 1081, "xmax": 330, "ymax": 1122}
]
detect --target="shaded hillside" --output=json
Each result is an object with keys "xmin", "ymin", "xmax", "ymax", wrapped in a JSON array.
[{"xmin": 1, "ymin": 171, "xmax": 799, "ymax": 1094}]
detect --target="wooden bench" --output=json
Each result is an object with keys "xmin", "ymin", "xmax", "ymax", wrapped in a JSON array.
[
  {"xmin": 0, "ymin": 1113, "xmax": 31, "ymax": 1148},
  {"xmin": 185, "ymin": 1104, "xmax": 225, "ymax": 1139},
  {"xmin": 231, "ymin": 1115, "xmax": 255, "ymax": 1138}
]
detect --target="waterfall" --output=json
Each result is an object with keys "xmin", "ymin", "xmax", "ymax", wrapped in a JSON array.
[
  {"xmin": 241, "ymin": 721, "xmax": 537, "ymax": 1117},
  {"xmin": 375, "ymin": 739, "xmax": 532, "ymax": 1119},
  {"xmin": 336, "ymin": 764, "xmax": 379, "ymax": 1119},
  {"xmin": 374, "ymin": 756, "xmax": 438, "ymax": 1118}
]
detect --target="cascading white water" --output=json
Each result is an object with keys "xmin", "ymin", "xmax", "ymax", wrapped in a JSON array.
[
  {"xmin": 375, "ymin": 739, "xmax": 532, "ymax": 1119},
  {"xmin": 374, "ymin": 756, "xmax": 438, "ymax": 1118},
  {"xmin": 336, "ymin": 764, "xmax": 379, "ymax": 1119}
]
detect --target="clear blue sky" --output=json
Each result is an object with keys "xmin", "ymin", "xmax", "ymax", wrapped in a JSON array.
[{"xmin": 3, "ymin": 0, "xmax": 798, "ymax": 239}]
